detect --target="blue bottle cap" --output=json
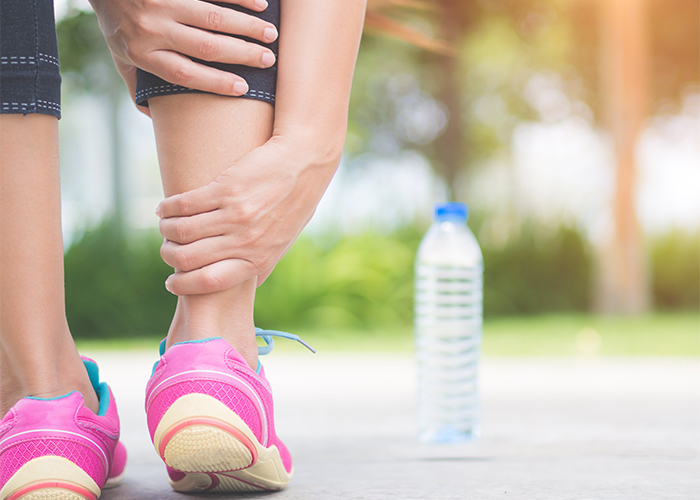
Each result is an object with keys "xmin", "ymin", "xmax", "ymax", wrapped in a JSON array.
[{"xmin": 434, "ymin": 202, "xmax": 468, "ymax": 222}]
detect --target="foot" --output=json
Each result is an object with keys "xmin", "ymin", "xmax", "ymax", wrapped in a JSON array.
[
  {"xmin": 0, "ymin": 357, "xmax": 127, "ymax": 500},
  {"xmin": 145, "ymin": 336, "xmax": 294, "ymax": 493}
]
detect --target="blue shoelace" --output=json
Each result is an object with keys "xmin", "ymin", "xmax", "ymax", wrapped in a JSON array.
[
  {"xmin": 153, "ymin": 329, "xmax": 315, "ymax": 376},
  {"xmin": 255, "ymin": 328, "xmax": 316, "ymax": 356}
]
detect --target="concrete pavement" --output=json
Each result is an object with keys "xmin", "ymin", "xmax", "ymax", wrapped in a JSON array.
[{"xmin": 84, "ymin": 349, "xmax": 700, "ymax": 499}]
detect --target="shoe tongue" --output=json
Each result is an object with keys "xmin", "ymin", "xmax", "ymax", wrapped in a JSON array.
[{"xmin": 81, "ymin": 357, "xmax": 100, "ymax": 394}]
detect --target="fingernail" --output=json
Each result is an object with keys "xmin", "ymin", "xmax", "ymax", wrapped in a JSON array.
[
  {"xmin": 233, "ymin": 80, "xmax": 248, "ymax": 95},
  {"xmin": 165, "ymin": 277, "xmax": 173, "ymax": 293},
  {"xmin": 155, "ymin": 205, "xmax": 162, "ymax": 217},
  {"xmin": 261, "ymin": 51, "xmax": 275, "ymax": 67},
  {"xmin": 255, "ymin": 0, "xmax": 268, "ymax": 9},
  {"xmin": 263, "ymin": 26, "xmax": 278, "ymax": 42}
]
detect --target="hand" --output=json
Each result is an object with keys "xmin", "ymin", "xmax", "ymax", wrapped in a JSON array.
[
  {"xmin": 156, "ymin": 135, "xmax": 342, "ymax": 294},
  {"xmin": 89, "ymin": 0, "xmax": 278, "ymax": 113}
]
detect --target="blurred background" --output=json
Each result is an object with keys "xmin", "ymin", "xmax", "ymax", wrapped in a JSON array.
[{"xmin": 55, "ymin": 0, "xmax": 698, "ymax": 355}]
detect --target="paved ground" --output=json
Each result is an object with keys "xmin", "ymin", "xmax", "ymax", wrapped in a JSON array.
[{"xmin": 85, "ymin": 349, "xmax": 700, "ymax": 500}]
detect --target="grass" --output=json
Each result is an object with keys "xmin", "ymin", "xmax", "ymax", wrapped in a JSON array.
[{"xmin": 75, "ymin": 312, "xmax": 699, "ymax": 357}]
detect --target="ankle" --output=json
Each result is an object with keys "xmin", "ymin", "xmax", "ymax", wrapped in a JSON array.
[
  {"xmin": 0, "ymin": 344, "xmax": 100, "ymax": 417},
  {"xmin": 0, "ymin": 368, "xmax": 99, "ymax": 417},
  {"xmin": 167, "ymin": 296, "xmax": 259, "ymax": 371},
  {"xmin": 167, "ymin": 326, "xmax": 259, "ymax": 371}
]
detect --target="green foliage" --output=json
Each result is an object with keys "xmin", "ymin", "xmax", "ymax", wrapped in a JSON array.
[
  {"xmin": 56, "ymin": 10, "xmax": 108, "ymax": 73},
  {"xmin": 483, "ymin": 224, "xmax": 592, "ymax": 316},
  {"xmin": 254, "ymin": 230, "xmax": 420, "ymax": 330},
  {"xmin": 64, "ymin": 219, "xmax": 176, "ymax": 338},
  {"xmin": 56, "ymin": 9, "xmax": 121, "ymax": 93},
  {"xmin": 255, "ymin": 222, "xmax": 593, "ymax": 330},
  {"xmin": 651, "ymin": 231, "xmax": 700, "ymax": 310},
  {"xmin": 64, "ymin": 219, "xmax": 696, "ymax": 339}
]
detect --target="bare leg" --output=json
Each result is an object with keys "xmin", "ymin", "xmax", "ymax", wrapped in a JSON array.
[
  {"xmin": 0, "ymin": 115, "xmax": 99, "ymax": 416},
  {"xmin": 149, "ymin": 94, "xmax": 273, "ymax": 370}
]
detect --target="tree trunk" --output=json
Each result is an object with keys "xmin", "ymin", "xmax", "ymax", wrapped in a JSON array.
[
  {"xmin": 434, "ymin": 0, "xmax": 465, "ymax": 201},
  {"xmin": 595, "ymin": 0, "xmax": 651, "ymax": 314}
]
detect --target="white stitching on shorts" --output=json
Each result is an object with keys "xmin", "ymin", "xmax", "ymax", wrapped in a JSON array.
[
  {"xmin": 136, "ymin": 85, "xmax": 275, "ymax": 103},
  {"xmin": 1, "ymin": 102, "xmax": 31, "ymax": 112},
  {"xmin": 1, "ymin": 100, "xmax": 61, "ymax": 113},
  {"xmin": 1, "ymin": 54, "xmax": 59, "ymax": 67},
  {"xmin": 39, "ymin": 52, "xmax": 59, "ymax": 65},
  {"xmin": 37, "ymin": 99, "xmax": 61, "ymax": 111},
  {"xmin": 1, "ymin": 56, "xmax": 35, "ymax": 65},
  {"xmin": 134, "ymin": 83, "xmax": 182, "ymax": 99}
]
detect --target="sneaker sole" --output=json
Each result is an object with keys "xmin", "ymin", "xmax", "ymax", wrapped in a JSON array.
[
  {"xmin": 153, "ymin": 393, "xmax": 292, "ymax": 493},
  {"xmin": 0, "ymin": 456, "xmax": 101, "ymax": 500}
]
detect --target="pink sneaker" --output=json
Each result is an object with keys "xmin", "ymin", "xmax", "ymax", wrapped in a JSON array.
[
  {"xmin": 0, "ymin": 357, "xmax": 127, "ymax": 500},
  {"xmin": 145, "ymin": 330, "xmax": 314, "ymax": 493}
]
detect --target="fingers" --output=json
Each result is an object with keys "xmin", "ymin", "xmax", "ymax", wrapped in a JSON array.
[
  {"xmin": 159, "ymin": 210, "xmax": 226, "ymax": 244},
  {"xmin": 165, "ymin": 258, "xmax": 258, "ymax": 295},
  {"xmin": 160, "ymin": 236, "xmax": 234, "ymax": 272},
  {"xmin": 169, "ymin": 25, "xmax": 276, "ymax": 68},
  {"xmin": 156, "ymin": 183, "xmax": 221, "ymax": 218},
  {"xmin": 146, "ymin": 50, "xmax": 249, "ymax": 96},
  {"xmin": 175, "ymin": 1, "xmax": 278, "ymax": 45},
  {"xmin": 213, "ymin": 0, "xmax": 270, "ymax": 12}
]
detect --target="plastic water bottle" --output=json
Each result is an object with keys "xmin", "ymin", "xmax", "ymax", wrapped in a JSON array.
[{"xmin": 414, "ymin": 202, "xmax": 484, "ymax": 443}]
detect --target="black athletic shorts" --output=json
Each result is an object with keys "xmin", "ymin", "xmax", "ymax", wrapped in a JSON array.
[
  {"xmin": 0, "ymin": 0, "xmax": 279, "ymax": 120},
  {"xmin": 135, "ymin": 0, "xmax": 279, "ymax": 107},
  {"xmin": 0, "ymin": 0, "xmax": 62, "ymax": 118}
]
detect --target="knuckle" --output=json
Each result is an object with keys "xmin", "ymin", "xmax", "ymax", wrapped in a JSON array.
[
  {"xmin": 237, "ymin": 203, "xmax": 256, "ymax": 222},
  {"xmin": 199, "ymin": 38, "xmax": 219, "ymax": 60},
  {"xmin": 147, "ymin": 0, "xmax": 166, "ymax": 10},
  {"xmin": 241, "ymin": 228, "xmax": 262, "ymax": 248},
  {"xmin": 207, "ymin": 9, "xmax": 225, "ymax": 31},
  {"xmin": 251, "ymin": 260, "xmax": 267, "ymax": 276},
  {"xmin": 173, "ymin": 248, "xmax": 193, "ymax": 271},
  {"xmin": 134, "ymin": 14, "xmax": 157, "ymax": 37},
  {"xmin": 133, "ymin": 13, "xmax": 148, "ymax": 32},
  {"xmin": 247, "ymin": 17, "xmax": 259, "ymax": 36},
  {"xmin": 176, "ymin": 196, "xmax": 192, "ymax": 215},
  {"xmin": 171, "ymin": 65, "xmax": 193, "ymax": 86},
  {"xmin": 201, "ymin": 269, "xmax": 225, "ymax": 292},
  {"xmin": 212, "ymin": 75, "xmax": 233, "ymax": 95},
  {"xmin": 173, "ymin": 222, "xmax": 189, "ymax": 242},
  {"xmin": 242, "ymin": 44, "xmax": 258, "ymax": 65}
]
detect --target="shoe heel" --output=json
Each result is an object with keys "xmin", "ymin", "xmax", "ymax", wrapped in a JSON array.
[
  {"xmin": 152, "ymin": 390, "xmax": 292, "ymax": 493},
  {"xmin": 154, "ymin": 393, "xmax": 259, "ymax": 473},
  {"xmin": 0, "ymin": 456, "xmax": 100, "ymax": 500},
  {"xmin": 162, "ymin": 419, "xmax": 257, "ymax": 473}
]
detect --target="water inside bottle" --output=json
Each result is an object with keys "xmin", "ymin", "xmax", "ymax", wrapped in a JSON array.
[{"xmin": 415, "ymin": 261, "xmax": 483, "ymax": 443}]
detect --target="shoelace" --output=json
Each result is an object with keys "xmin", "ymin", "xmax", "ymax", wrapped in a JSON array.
[
  {"xmin": 153, "ymin": 330, "xmax": 315, "ymax": 376},
  {"xmin": 255, "ymin": 327, "xmax": 316, "ymax": 356}
]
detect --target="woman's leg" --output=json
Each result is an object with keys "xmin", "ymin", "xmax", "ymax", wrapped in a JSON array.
[
  {"xmin": 149, "ymin": 94, "xmax": 273, "ymax": 370},
  {"xmin": 0, "ymin": 114, "xmax": 99, "ymax": 416}
]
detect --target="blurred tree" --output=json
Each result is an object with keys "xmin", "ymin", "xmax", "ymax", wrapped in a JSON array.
[
  {"xmin": 362, "ymin": 0, "xmax": 698, "ymax": 315},
  {"xmin": 365, "ymin": 0, "xmax": 472, "ymax": 198},
  {"xmin": 596, "ymin": 0, "xmax": 652, "ymax": 313},
  {"xmin": 568, "ymin": 0, "xmax": 698, "ymax": 314},
  {"xmin": 57, "ymin": 8, "xmax": 129, "ymax": 235}
]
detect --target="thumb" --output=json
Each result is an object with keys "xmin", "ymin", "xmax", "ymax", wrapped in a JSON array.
[{"xmin": 165, "ymin": 259, "xmax": 258, "ymax": 295}]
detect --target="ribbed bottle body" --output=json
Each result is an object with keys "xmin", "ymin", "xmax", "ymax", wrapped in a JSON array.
[{"xmin": 414, "ymin": 207, "xmax": 483, "ymax": 443}]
